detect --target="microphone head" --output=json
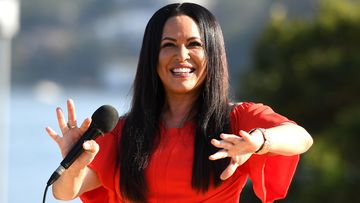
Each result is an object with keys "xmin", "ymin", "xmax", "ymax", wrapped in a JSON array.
[{"xmin": 91, "ymin": 105, "xmax": 119, "ymax": 133}]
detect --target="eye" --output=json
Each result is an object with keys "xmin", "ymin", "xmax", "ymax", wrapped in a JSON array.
[
  {"xmin": 188, "ymin": 41, "xmax": 203, "ymax": 48},
  {"xmin": 161, "ymin": 42, "xmax": 175, "ymax": 48}
]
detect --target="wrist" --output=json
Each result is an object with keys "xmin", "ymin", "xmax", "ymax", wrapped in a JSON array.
[{"xmin": 249, "ymin": 128, "xmax": 271, "ymax": 155}]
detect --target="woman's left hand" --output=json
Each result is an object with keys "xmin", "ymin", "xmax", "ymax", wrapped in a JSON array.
[{"xmin": 209, "ymin": 130, "xmax": 263, "ymax": 180}]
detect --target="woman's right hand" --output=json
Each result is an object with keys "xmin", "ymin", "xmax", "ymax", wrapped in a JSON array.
[
  {"xmin": 46, "ymin": 99, "xmax": 101, "ymax": 200},
  {"xmin": 46, "ymin": 99, "xmax": 99, "ymax": 168}
]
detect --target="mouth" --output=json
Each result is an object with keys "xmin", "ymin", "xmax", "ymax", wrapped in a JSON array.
[{"xmin": 170, "ymin": 67, "xmax": 195, "ymax": 77}]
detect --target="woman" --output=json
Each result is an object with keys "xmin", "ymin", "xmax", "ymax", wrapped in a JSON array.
[{"xmin": 46, "ymin": 3, "xmax": 313, "ymax": 203}]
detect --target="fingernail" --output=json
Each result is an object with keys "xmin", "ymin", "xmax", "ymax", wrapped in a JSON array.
[{"xmin": 83, "ymin": 141, "xmax": 90, "ymax": 149}]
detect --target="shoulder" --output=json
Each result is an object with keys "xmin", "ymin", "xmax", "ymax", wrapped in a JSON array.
[
  {"xmin": 90, "ymin": 118, "xmax": 124, "ymax": 170},
  {"xmin": 229, "ymin": 101, "xmax": 265, "ymax": 119},
  {"xmin": 230, "ymin": 102, "xmax": 272, "ymax": 116},
  {"xmin": 230, "ymin": 102, "xmax": 291, "ymax": 131},
  {"xmin": 96, "ymin": 118, "xmax": 125, "ymax": 146},
  {"xmin": 110, "ymin": 117, "xmax": 125, "ymax": 137}
]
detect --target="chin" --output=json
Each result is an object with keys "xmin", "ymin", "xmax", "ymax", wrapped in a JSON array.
[{"xmin": 171, "ymin": 86, "xmax": 201, "ymax": 95}]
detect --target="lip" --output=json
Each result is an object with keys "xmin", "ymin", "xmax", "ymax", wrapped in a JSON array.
[
  {"xmin": 170, "ymin": 63, "xmax": 195, "ymax": 72},
  {"xmin": 170, "ymin": 69, "xmax": 194, "ymax": 78},
  {"xmin": 171, "ymin": 63, "xmax": 193, "ymax": 69},
  {"xmin": 169, "ymin": 63, "xmax": 195, "ymax": 77},
  {"xmin": 172, "ymin": 62, "xmax": 194, "ymax": 69}
]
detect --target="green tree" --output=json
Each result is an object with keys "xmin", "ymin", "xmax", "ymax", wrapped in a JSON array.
[{"xmin": 239, "ymin": 0, "xmax": 360, "ymax": 202}]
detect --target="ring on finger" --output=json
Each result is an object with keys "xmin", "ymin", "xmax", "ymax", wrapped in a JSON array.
[
  {"xmin": 56, "ymin": 134, "xmax": 62, "ymax": 140},
  {"xmin": 67, "ymin": 122, "xmax": 77, "ymax": 129}
]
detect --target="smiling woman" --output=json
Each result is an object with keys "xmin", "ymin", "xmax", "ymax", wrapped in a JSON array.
[
  {"xmin": 157, "ymin": 15, "xmax": 206, "ymax": 104},
  {"xmin": 46, "ymin": 3, "xmax": 313, "ymax": 203},
  {"xmin": 157, "ymin": 15, "xmax": 207, "ymax": 97}
]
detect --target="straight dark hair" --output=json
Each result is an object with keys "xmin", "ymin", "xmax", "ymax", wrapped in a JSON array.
[{"xmin": 118, "ymin": 3, "xmax": 231, "ymax": 202}]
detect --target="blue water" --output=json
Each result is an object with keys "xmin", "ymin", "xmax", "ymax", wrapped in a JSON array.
[{"xmin": 8, "ymin": 87, "xmax": 131, "ymax": 203}]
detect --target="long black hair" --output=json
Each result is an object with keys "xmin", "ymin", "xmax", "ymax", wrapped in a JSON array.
[{"xmin": 118, "ymin": 3, "xmax": 231, "ymax": 202}]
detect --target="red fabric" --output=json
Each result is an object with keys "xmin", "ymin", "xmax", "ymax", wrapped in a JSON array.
[
  {"xmin": 80, "ymin": 186, "xmax": 109, "ymax": 203},
  {"xmin": 80, "ymin": 102, "xmax": 299, "ymax": 203}
]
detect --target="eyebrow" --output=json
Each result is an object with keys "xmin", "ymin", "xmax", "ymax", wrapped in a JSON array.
[{"xmin": 161, "ymin": 37, "xmax": 202, "ymax": 42}]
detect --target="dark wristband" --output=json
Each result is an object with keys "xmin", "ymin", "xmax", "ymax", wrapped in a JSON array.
[{"xmin": 249, "ymin": 128, "xmax": 269, "ymax": 154}]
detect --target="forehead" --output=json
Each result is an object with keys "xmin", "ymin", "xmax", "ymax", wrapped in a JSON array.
[{"xmin": 162, "ymin": 15, "xmax": 201, "ymax": 38}]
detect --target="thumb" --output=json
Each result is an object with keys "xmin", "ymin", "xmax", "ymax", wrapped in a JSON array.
[
  {"xmin": 74, "ymin": 140, "xmax": 100, "ymax": 166},
  {"xmin": 83, "ymin": 140, "xmax": 99, "ymax": 154}
]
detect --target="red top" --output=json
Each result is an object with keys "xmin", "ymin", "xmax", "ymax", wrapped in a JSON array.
[{"xmin": 80, "ymin": 102, "xmax": 299, "ymax": 203}]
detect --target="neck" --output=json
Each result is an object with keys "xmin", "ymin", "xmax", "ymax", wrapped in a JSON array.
[{"xmin": 162, "ymin": 93, "xmax": 198, "ymax": 128}]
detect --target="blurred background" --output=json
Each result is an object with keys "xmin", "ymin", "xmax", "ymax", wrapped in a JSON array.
[{"xmin": 0, "ymin": 0, "xmax": 359, "ymax": 202}]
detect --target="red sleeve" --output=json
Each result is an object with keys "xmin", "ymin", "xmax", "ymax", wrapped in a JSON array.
[
  {"xmin": 80, "ymin": 119, "xmax": 124, "ymax": 203},
  {"xmin": 80, "ymin": 186, "xmax": 109, "ymax": 203},
  {"xmin": 231, "ymin": 102, "xmax": 299, "ymax": 203}
]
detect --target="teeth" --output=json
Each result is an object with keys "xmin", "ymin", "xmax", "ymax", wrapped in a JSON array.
[{"xmin": 172, "ymin": 68, "xmax": 191, "ymax": 73}]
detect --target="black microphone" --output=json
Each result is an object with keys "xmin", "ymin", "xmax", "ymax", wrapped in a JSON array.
[{"xmin": 46, "ymin": 105, "xmax": 119, "ymax": 186}]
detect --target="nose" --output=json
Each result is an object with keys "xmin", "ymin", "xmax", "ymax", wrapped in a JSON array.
[{"xmin": 176, "ymin": 45, "xmax": 190, "ymax": 61}]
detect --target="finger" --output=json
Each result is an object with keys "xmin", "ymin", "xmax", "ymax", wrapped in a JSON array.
[
  {"xmin": 209, "ymin": 149, "xmax": 229, "ymax": 160},
  {"xmin": 56, "ymin": 107, "xmax": 67, "ymax": 134},
  {"xmin": 67, "ymin": 99, "xmax": 77, "ymax": 127},
  {"xmin": 71, "ymin": 140, "xmax": 99, "ymax": 168},
  {"xmin": 83, "ymin": 140, "xmax": 99, "ymax": 154},
  {"xmin": 79, "ymin": 117, "xmax": 92, "ymax": 135},
  {"xmin": 211, "ymin": 138, "xmax": 233, "ymax": 149},
  {"xmin": 220, "ymin": 133, "xmax": 243, "ymax": 145},
  {"xmin": 239, "ymin": 130, "xmax": 251, "ymax": 142},
  {"xmin": 45, "ymin": 127, "xmax": 61, "ymax": 146},
  {"xmin": 220, "ymin": 161, "xmax": 239, "ymax": 180}
]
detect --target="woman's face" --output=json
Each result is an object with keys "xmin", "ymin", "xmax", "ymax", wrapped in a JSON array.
[{"xmin": 157, "ymin": 15, "xmax": 207, "ymax": 96}]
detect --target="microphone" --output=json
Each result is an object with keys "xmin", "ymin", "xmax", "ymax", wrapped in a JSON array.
[{"xmin": 46, "ymin": 105, "xmax": 119, "ymax": 186}]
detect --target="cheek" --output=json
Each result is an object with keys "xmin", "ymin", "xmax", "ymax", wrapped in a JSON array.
[
  {"xmin": 157, "ymin": 53, "xmax": 169, "ymax": 79},
  {"xmin": 158, "ymin": 52, "xmax": 165, "ymax": 68},
  {"xmin": 156, "ymin": 64, "xmax": 165, "ymax": 82},
  {"xmin": 158, "ymin": 49, "xmax": 173, "ymax": 67},
  {"xmin": 191, "ymin": 49, "xmax": 206, "ymax": 66},
  {"xmin": 197, "ymin": 51, "xmax": 207, "ymax": 83},
  {"xmin": 157, "ymin": 52, "xmax": 167, "ymax": 79},
  {"xmin": 199, "ymin": 68, "xmax": 207, "ymax": 84}
]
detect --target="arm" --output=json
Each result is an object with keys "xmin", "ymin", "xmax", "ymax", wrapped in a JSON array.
[
  {"xmin": 250, "ymin": 122, "xmax": 313, "ymax": 156},
  {"xmin": 209, "ymin": 122, "xmax": 313, "ymax": 180},
  {"xmin": 50, "ymin": 141, "xmax": 101, "ymax": 200},
  {"xmin": 46, "ymin": 99, "xmax": 102, "ymax": 200}
]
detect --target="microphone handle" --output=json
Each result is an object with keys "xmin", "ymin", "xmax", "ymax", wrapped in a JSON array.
[
  {"xmin": 46, "ymin": 127, "xmax": 103, "ymax": 186},
  {"xmin": 60, "ymin": 127, "xmax": 103, "ymax": 169}
]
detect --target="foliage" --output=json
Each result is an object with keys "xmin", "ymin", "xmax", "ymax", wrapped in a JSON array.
[{"xmin": 239, "ymin": 0, "xmax": 360, "ymax": 202}]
